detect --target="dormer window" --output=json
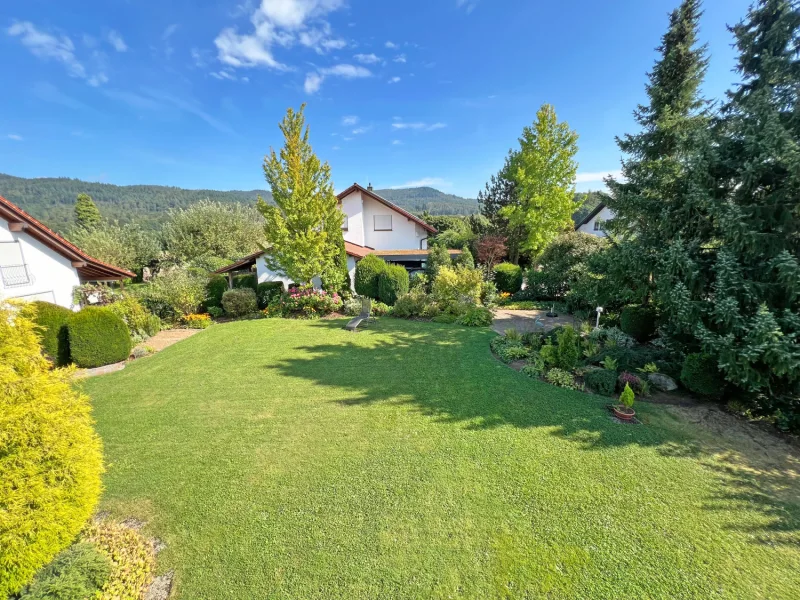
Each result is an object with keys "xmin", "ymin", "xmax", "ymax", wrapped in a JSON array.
[
  {"xmin": 342, "ymin": 217, "xmax": 349, "ymax": 231},
  {"xmin": 374, "ymin": 215, "xmax": 392, "ymax": 231}
]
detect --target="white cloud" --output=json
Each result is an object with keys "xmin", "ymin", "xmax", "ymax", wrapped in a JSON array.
[
  {"xmin": 393, "ymin": 54, "xmax": 406, "ymax": 63},
  {"xmin": 191, "ymin": 47, "xmax": 210, "ymax": 67},
  {"xmin": 87, "ymin": 73, "xmax": 109, "ymax": 87},
  {"xmin": 456, "ymin": 0, "xmax": 480, "ymax": 14},
  {"xmin": 391, "ymin": 139, "xmax": 402, "ymax": 145},
  {"xmin": 7, "ymin": 134, "xmax": 23, "ymax": 141},
  {"xmin": 215, "ymin": 0, "xmax": 346, "ymax": 69},
  {"xmin": 163, "ymin": 24, "xmax": 179, "ymax": 40},
  {"xmin": 385, "ymin": 41, "xmax": 398, "ymax": 49},
  {"xmin": 210, "ymin": 70, "xmax": 239, "ymax": 81},
  {"xmin": 352, "ymin": 126, "xmax": 370, "ymax": 135},
  {"xmin": 392, "ymin": 121, "xmax": 446, "ymax": 131},
  {"xmin": 342, "ymin": 115, "xmax": 358, "ymax": 126},
  {"xmin": 391, "ymin": 177, "xmax": 450, "ymax": 189},
  {"xmin": 388, "ymin": 76, "xmax": 401, "ymax": 84},
  {"xmin": 576, "ymin": 170, "xmax": 622, "ymax": 183},
  {"xmin": 343, "ymin": 136, "xmax": 353, "ymax": 141},
  {"xmin": 106, "ymin": 30, "xmax": 127, "ymax": 52},
  {"xmin": 305, "ymin": 63, "xmax": 371, "ymax": 93},
  {"xmin": 7, "ymin": 21, "xmax": 87, "ymax": 79},
  {"xmin": 354, "ymin": 52, "xmax": 380, "ymax": 64}
]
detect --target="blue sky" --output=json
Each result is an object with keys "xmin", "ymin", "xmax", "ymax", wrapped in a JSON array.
[{"xmin": 1, "ymin": 0, "xmax": 752, "ymax": 198}]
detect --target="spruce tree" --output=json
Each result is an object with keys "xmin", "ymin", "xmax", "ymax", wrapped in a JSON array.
[
  {"xmin": 663, "ymin": 0, "xmax": 800, "ymax": 428},
  {"xmin": 604, "ymin": 0, "xmax": 711, "ymax": 303},
  {"xmin": 74, "ymin": 193, "xmax": 101, "ymax": 230},
  {"xmin": 477, "ymin": 151, "xmax": 524, "ymax": 263}
]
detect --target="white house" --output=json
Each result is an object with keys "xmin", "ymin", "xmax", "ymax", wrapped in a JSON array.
[
  {"xmin": 575, "ymin": 203, "xmax": 615, "ymax": 238},
  {"xmin": 0, "ymin": 195, "xmax": 135, "ymax": 309},
  {"xmin": 216, "ymin": 183, "xmax": 444, "ymax": 289}
]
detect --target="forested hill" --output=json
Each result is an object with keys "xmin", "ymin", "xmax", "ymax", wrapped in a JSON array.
[{"xmin": 0, "ymin": 173, "xmax": 479, "ymax": 232}]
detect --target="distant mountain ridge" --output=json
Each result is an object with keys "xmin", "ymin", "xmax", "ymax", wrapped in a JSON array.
[{"xmin": 0, "ymin": 173, "xmax": 479, "ymax": 233}]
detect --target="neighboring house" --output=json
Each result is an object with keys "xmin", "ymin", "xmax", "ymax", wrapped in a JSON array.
[
  {"xmin": 0, "ymin": 195, "xmax": 135, "ymax": 309},
  {"xmin": 216, "ymin": 183, "xmax": 457, "ymax": 289},
  {"xmin": 575, "ymin": 203, "xmax": 615, "ymax": 238}
]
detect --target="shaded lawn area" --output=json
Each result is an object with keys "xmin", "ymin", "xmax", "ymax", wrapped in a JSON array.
[{"xmin": 83, "ymin": 318, "xmax": 800, "ymax": 599}]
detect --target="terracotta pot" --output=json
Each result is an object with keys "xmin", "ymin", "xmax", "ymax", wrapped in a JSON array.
[{"xmin": 613, "ymin": 405, "xmax": 636, "ymax": 421}]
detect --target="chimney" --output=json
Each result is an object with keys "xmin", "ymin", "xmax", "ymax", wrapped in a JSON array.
[{"xmin": 367, "ymin": 182, "xmax": 373, "ymax": 191}]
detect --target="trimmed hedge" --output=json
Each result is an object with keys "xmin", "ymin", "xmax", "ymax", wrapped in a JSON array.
[
  {"xmin": 493, "ymin": 262, "xmax": 523, "ymax": 294},
  {"xmin": 25, "ymin": 301, "xmax": 71, "ymax": 366},
  {"xmin": 232, "ymin": 273, "xmax": 258, "ymax": 291},
  {"xmin": 0, "ymin": 305, "xmax": 104, "ymax": 598},
  {"xmin": 354, "ymin": 255, "xmax": 388, "ymax": 300},
  {"xmin": 222, "ymin": 288, "xmax": 257, "ymax": 317},
  {"xmin": 620, "ymin": 305, "xmax": 657, "ymax": 342},
  {"xmin": 585, "ymin": 368, "xmax": 618, "ymax": 396},
  {"xmin": 206, "ymin": 275, "xmax": 229, "ymax": 309},
  {"xmin": 257, "ymin": 282, "xmax": 285, "ymax": 309},
  {"xmin": 67, "ymin": 308, "xmax": 132, "ymax": 368},
  {"xmin": 378, "ymin": 265, "xmax": 409, "ymax": 306},
  {"xmin": 18, "ymin": 543, "xmax": 110, "ymax": 600},
  {"xmin": 681, "ymin": 353, "xmax": 724, "ymax": 398}
]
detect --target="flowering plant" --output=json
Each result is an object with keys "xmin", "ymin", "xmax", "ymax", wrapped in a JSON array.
[
  {"xmin": 281, "ymin": 286, "xmax": 343, "ymax": 318},
  {"xmin": 182, "ymin": 313, "xmax": 212, "ymax": 329}
]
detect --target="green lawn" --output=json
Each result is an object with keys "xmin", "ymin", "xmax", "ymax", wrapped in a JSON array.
[{"xmin": 83, "ymin": 318, "xmax": 800, "ymax": 599}]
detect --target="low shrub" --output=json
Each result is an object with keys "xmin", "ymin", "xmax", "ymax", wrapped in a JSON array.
[
  {"xmin": 591, "ymin": 345, "xmax": 670, "ymax": 374},
  {"xmin": 17, "ymin": 543, "xmax": 110, "ymax": 600},
  {"xmin": 257, "ymin": 282, "xmax": 285, "ymax": 310},
  {"xmin": 522, "ymin": 353, "xmax": 546, "ymax": 378},
  {"xmin": 207, "ymin": 306, "xmax": 224, "ymax": 318},
  {"xmin": 232, "ymin": 273, "xmax": 258, "ymax": 291},
  {"xmin": 493, "ymin": 262, "xmax": 523, "ymax": 294},
  {"xmin": 68, "ymin": 307, "xmax": 132, "ymax": 368},
  {"xmin": 130, "ymin": 346, "xmax": 153, "ymax": 359},
  {"xmin": 588, "ymin": 326, "xmax": 636, "ymax": 348},
  {"xmin": 521, "ymin": 331, "xmax": 544, "ymax": 350},
  {"xmin": 391, "ymin": 289, "xmax": 440, "ymax": 319},
  {"xmin": 409, "ymin": 272, "xmax": 428, "ymax": 290},
  {"xmin": 432, "ymin": 266, "xmax": 483, "ymax": 311},
  {"xmin": 432, "ymin": 313, "xmax": 459, "ymax": 324},
  {"xmin": 0, "ymin": 304, "xmax": 104, "ymax": 598},
  {"xmin": 497, "ymin": 344, "xmax": 529, "ymax": 363},
  {"xmin": 618, "ymin": 371, "xmax": 645, "ymax": 395},
  {"xmin": 135, "ymin": 268, "xmax": 207, "ymax": 320},
  {"xmin": 546, "ymin": 368, "xmax": 581, "ymax": 390},
  {"xmin": 681, "ymin": 353, "xmax": 724, "ymax": 398},
  {"xmin": 107, "ymin": 296, "xmax": 156, "ymax": 344},
  {"xmin": 222, "ymin": 288, "xmax": 258, "ymax": 318},
  {"xmin": 24, "ymin": 301, "xmax": 71, "ymax": 366},
  {"xmin": 282, "ymin": 287, "xmax": 342, "ymax": 318},
  {"xmin": 354, "ymin": 255, "xmax": 388, "ymax": 300},
  {"xmin": 585, "ymin": 369, "xmax": 617, "ymax": 396},
  {"xmin": 371, "ymin": 301, "xmax": 391, "ymax": 317},
  {"xmin": 343, "ymin": 297, "xmax": 363, "ymax": 316},
  {"xmin": 183, "ymin": 313, "xmax": 212, "ymax": 329},
  {"xmin": 540, "ymin": 340, "xmax": 559, "ymax": 367},
  {"xmin": 456, "ymin": 306, "xmax": 494, "ymax": 327},
  {"xmin": 555, "ymin": 325, "xmax": 580, "ymax": 370},
  {"xmin": 620, "ymin": 305, "xmax": 657, "ymax": 342},
  {"xmin": 480, "ymin": 281, "xmax": 498, "ymax": 306},
  {"xmin": 83, "ymin": 521, "xmax": 155, "ymax": 600},
  {"xmin": 205, "ymin": 275, "xmax": 229, "ymax": 309},
  {"xmin": 619, "ymin": 383, "xmax": 636, "ymax": 408},
  {"xmin": 378, "ymin": 264, "xmax": 410, "ymax": 306}
]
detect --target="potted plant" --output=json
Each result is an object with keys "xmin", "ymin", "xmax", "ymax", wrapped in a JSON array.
[{"xmin": 613, "ymin": 383, "xmax": 636, "ymax": 421}]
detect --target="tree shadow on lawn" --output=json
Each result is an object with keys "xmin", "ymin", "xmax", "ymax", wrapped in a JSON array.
[{"xmin": 266, "ymin": 318, "xmax": 800, "ymax": 546}]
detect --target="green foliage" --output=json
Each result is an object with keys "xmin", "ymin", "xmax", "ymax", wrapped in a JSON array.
[
  {"xmin": 477, "ymin": 152, "xmax": 524, "ymax": 264},
  {"xmin": 83, "ymin": 521, "xmax": 155, "ymax": 600},
  {"xmin": 585, "ymin": 369, "xmax": 617, "ymax": 397},
  {"xmin": 161, "ymin": 200, "xmax": 264, "ymax": 268},
  {"xmin": 681, "ymin": 354, "xmax": 724, "ymax": 398},
  {"xmin": 454, "ymin": 245, "xmax": 475, "ymax": 269},
  {"xmin": 68, "ymin": 307, "xmax": 132, "ymax": 368},
  {"xmin": 205, "ymin": 275, "xmax": 229, "ymax": 309},
  {"xmin": 320, "ymin": 232, "xmax": 350, "ymax": 295},
  {"xmin": 18, "ymin": 543, "xmax": 110, "ymax": 600},
  {"xmin": 0, "ymin": 304, "xmax": 103, "ymax": 598},
  {"xmin": 601, "ymin": 356, "xmax": 619, "ymax": 371},
  {"xmin": 637, "ymin": 362, "xmax": 659, "ymax": 374},
  {"xmin": 74, "ymin": 193, "xmax": 101, "ymax": 230},
  {"xmin": 378, "ymin": 264, "xmax": 410, "ymax": 306},
  {"xmin": 106, "ymin": 296, "xmax": 159, "ymax": 343},
  {"xmin": 68, "ymin": 221, "xmax": 160, "ymax": 275},
  {"xmin": 521, "ymin": 353, "xmax": 546, "ymax": 378},
  {"xmin": 588, "ymin": 326, "xmax": 636, "ymax": 349},
  {"xmin": 354, "ymin": 255, "xmax": 388, "ymax": 300},
  {"xmin": 428, "ymin": 217, "xmax": 476, "ymax": 249},
  {"xmin": 24, "ymin": 301, "xmax": 71, "ymax": 366},
  {"xmin": 391, "ymin": 288, "xmax": 440, "ymax": 319},
  {"xmin": 259, "ymin": 105, "xmax": 343, "ymax": 284},
  {"xmin": 222, "ymin": 288, "xmax": 258, "ymax": 318},
  {"xmin": 432, "ymin": 266, "xmax": 483, "ymax": 311},
  {"xmin": 497, "ymin": 344, "xmax": 529, "ymax": 363},
  {"xmin": 233, "ymin": 273, "xmax": 258, "ymax": 291},
  {"xmin": 371, "ymin": 302, "xmax": 391, "ymax": 317},
  {"xmin": 409, "ymin": 272, "xmax": 428, "ymax": 290},
  {"xmin": 555, "ymin": 325, "xmax": 580, "ymax": 370},
  {"xmin": 540, "ymin": 340, "xmax": 559, "ymax": 368},
  {"xmin": 456, "ymin": 306, "xmax": 494, "ymax": 327},
  {"xmin": 521, "ymin": 331, "xmax": 543, "ymax": 350},
  {"xmin": 431, "ymin": 313, "xmax": 459, "ymax": 324},
  {"xmin": 493, "ymin": 262, "xmax": 523, "ymax": 294},
  {"xmin": 257, "ymin": 282, "xmax": 285, "ymax": 310},
  {"xmin": 424, "ymin": 244, "xmax": 452, "ymax": 281},
  {"xmin": 503, "ymin": 104, "xmax": 580, "ymax": 256},
  {"xmin": 480, "ymin": 281, "xmax": 498, "ymax": 306},
  {"xmin": 135, "ymin": 268, "xmax": 207, "ymax": 320},
  {"xmin": 571, "ymin": 191, "xmax": 604, "ymax": 225},
  {"xmin": 207, "ymin": 306, "xmax": 224, "ymax": 318},
  {"xmin": 619, "ymin": 383, "xmax": 635, "ymax": 409},
  {"xmin": 545, "ymin": 368, "xmax": 580, "ymax": 390},
  {"xmin": 620, "ymin": 305, "xmax": 657, "ymax": 342}
]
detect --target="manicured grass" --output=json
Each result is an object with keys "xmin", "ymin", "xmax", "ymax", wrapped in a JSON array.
[{"xmin": 83, "ymin": 318, "xmax": 800, "ymax": 599}]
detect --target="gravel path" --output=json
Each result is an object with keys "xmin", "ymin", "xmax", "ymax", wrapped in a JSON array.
[{"xmin": 491, "ymin": 308, "xmax": 576, "ymax": 335}]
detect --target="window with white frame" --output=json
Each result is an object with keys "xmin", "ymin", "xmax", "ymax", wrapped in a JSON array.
[
  {"xmin": 374, "ymin": 215, "xmax": 392, "ymax": 231},
  {"xmin": 342, "ymin": 217, "xmax": 349, "ymax": 231}
]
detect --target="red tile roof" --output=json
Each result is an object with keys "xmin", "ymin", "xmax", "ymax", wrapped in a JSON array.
[
  {"xmin": 344, "ymin": 241, "xmax": 374, "ymax": 259},
  {"xmin": 215, "ymin": 242, "xmax": 376, "ymax": 275},
  {"xmin": 0, "ymin": 195, "xmax": 136, "ymax": 280},
  {"xmin": 337, "ymin": 184, "xmax": 438, "ymax": 234}
]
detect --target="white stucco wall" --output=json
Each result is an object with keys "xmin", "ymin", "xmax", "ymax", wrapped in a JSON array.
[
  {"xmin": 341, "ymin": 190, "xmax": 365, "ymax": 247},
  {"xmin": 577, "ymin": 206, "xmax": 615, "ymax": 238},
  {"xmin": 346, "ymin": 255, "xmax": 356, "ymax": 291},
  {"xmin": 0, "ymin": 219, "xmax": 81, "ymax": 309},
  {"xmin": 255, "ymin": 255, "xmax": 296, "ymax": 289},
  {"xmin": 362, "ymin": 194, "xmax": 426, "ymax": 251}
]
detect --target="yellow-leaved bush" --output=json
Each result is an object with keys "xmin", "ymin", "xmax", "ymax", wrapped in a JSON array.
[
  {"xmin": 0, "ymin": 302, "xmax": 104, "ymax": 599},
  {"xmin": 84, "ymin": 520, "xmax": 155, "ymax": 600}
]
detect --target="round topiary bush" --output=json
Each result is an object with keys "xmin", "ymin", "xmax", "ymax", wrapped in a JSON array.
[
  {"xmin": 378, "ymin": 264, "xmax": 410, "ymax": 306},
  {"xmin": 620, "ymin": 305, "xmax": 657, "ymax": 342},
  {"xmin": 354, "ymin": 255, "xmax": 388, "ymax": 300},
  {"xmin": 24, "ymin": 301, "xmax": 72, "ymax": 366},
  {"xmin": 493, "ymin": 262, "xmax": 523, "ymax": 294},
  {"xmin": 67, "ymin": 307, "xmax": 132, "ymax": 368},
  {"xmin": 0, "ymin": 304, "xmax": 104, "ymax": 598},
  {"xmin": 221, "ymin": 288, "xmax": 258, "ymax": 317},
  {"xmin": 681, "ymin": 353, "xmax": 725, "ymax": 398}
]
